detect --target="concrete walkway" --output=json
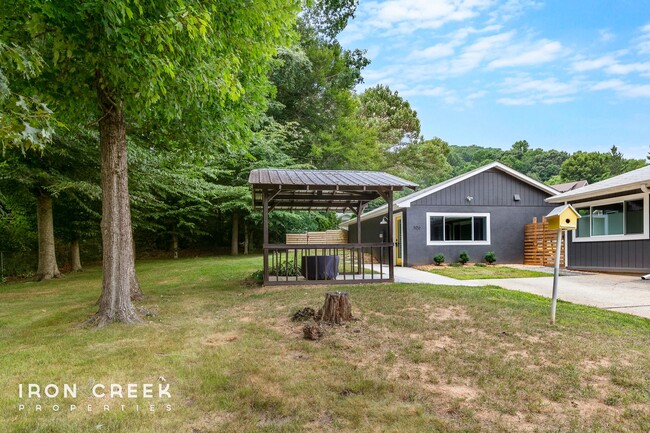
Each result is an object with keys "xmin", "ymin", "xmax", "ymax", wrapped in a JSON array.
[{"xmin": 392, "ymin": 266, "xmax": 650, "ymax": 319}]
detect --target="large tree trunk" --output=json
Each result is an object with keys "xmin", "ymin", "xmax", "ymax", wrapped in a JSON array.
[
  {"xmin": 171, "ymin": 234, "xmax": 179, "ymax": 259},
  {"xmin": 70, "ymin": 239, "xmax": 83, "ymax": 272},
  {"xmin": 35, "ymin": 192, "xmax": 61, "ymax": 281},
  {"xmin": 89, "ymin": 78, "xmax": 142, "ymax": 326},
  {"xmin": 243, "ymin": 224, "xmax": 249, "ymax": 255},
  {"xmin": 231, "ymin": 211, "xmax": 239, "ymax": 256}
]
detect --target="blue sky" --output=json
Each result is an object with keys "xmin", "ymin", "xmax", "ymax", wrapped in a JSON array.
[{"xmin": 339, "ymin": 0, "xmax": 650, "ymax": 159}]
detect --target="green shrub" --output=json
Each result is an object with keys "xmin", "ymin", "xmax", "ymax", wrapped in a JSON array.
[
  {"xmin": 484, "ymin": 251, "xmax": 497, "ymax": 264},
  {"xmin": 270, "ymin": 260, "xmax": 301, "ymax": 277},
  {"xmin": 250, "ymin": 270, "xmax": 264, "ymax": 285},
  {"xmin": 458, "ymin": 251, "xmax": 470, "ymax": 265},
  {"xmin": 433, "ymin": 254, "xmax": 445, "ymax": 265},
  {"xmin": 474, "ymin": 263, "xmax": 486, "ymax": 267}
]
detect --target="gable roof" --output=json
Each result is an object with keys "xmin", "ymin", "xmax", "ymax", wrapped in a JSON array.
[
  {"xmin": 546, "ymin": 204, "xmax": 580, "ymax": 218},
  {"xmin": 547, "ymin": 164, "xmax": 650, "ymax": 203},
  {"xmin": 550, "ymin": 180, "xmax": 588, "ymax": 193},
  {"xmin": 341, "ymin": 162, "xmax": 558, "ymax": 227}
]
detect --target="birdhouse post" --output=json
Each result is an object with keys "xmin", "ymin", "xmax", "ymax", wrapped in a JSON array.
[{"xmin": 546, "ymin": 205, "xmax": 580, "ymax": 324}]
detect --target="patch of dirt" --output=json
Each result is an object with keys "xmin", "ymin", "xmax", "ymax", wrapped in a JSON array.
[
  {"xmin": 423, "ymin": 336, "xmax": 457, "ymax": 351},
  {"xmin": 428, "ymin": 306, "xmax": 470, "ymax": 321},
  {"xmin": 202, "ymin": 332, "xmax": 239, "ymax": 347},
  {"xmin": 305, "ymin": 412, "xmax": 335, "ymax": 431},
  {"xmin": 185, "ymin": 411, "xmax": 235, "ymax": 432},
  {"xmin": 582, "ymin": 358, "xmax": 612, "ymax": 370},
  {"xmin": 422, "ymin": 382, "xmax": 479, "ymax": 401},
  {"xmin": 505, "ymin": 349, "xmax": 530, "ymax": 359},
  {"xmin": 257, "ymin": 415, "xmax": 293, "ymax": 428}
]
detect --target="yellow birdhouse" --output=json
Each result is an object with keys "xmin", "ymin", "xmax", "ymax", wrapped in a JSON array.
[{"xmin": 547, "ymin": 204, "xmax": 580, "ymax": 231}]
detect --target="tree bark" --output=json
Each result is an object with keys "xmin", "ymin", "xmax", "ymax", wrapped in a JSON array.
[
  {"xmin": 231, "ymin": 211, "xmax": 239, "ymax": 256},
  {"xmin": 89, "ymin": 77, "xmax": 142, "ymax": 326},
  {"xmin": 320, "ymin": 292, "xmax": 353, "ymax": 325},
  {"xmin": 35, "ymin": 191, "xmax": 61, "ymax": 281},
  {"xmin": 171, "ymin": 234, "xmax": 179, "ymax": 259},
  {"xmin": 70, "ymin": 239, "xmax": 83, "ymax": 272},
  {"xmin": 243, "ymin": 224, "xmax": 249, "ymax": 255}
]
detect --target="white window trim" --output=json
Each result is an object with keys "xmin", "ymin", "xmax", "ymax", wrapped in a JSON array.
[
  {"xmin": 426, "ymin": 212, "xmax": 491, "ymax": 246},
  {"xmin": 572, "ymin": 193, "xmax": 649, "ymax": 243}
]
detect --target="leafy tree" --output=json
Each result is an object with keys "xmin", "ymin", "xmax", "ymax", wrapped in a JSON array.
[
  {"xmin": 9, "ymin": 0, "xmax": 300, "ymax": 325},
  {"xmin": 0, "ymin": 40, "xmax": 55, "ymax": 152},
  {"xmin": 0, "ymin": 131, "xmax": 98, "ymax": 279},
  {"xmin": 559, "ymin": 151, "xmax": 610, "ymax": 184},
  {"xmin": 268, "ymin": 5, "xmax": 369, "ymax": 168},
  {"xmin": 358, "ymin": 85, "xmax": 421, "ymax": 153},
  {"xmin": 390, "ymin": 137, "xmax": 452, "ymax": 186}
]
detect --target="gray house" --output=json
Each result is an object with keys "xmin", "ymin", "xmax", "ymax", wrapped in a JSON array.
[
  {"xmin": 547, "ymin": 164, "xmax": 650, "ymax": 273},
  {"xmin": 341, "ymin": 162, "xmax": 558, "ymax": 266}
]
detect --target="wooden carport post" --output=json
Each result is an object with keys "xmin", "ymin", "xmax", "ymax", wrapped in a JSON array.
[
  {"xmin": 354, "ymin": 201, "xmax": 367, "ymax": 274},
  {"xmin": 262, "ymin": 190, "xmax": 269, "ymax": 284},
  {"xmin": 387, "ymin": 190, "xmax": 394, "ymax": 281}
]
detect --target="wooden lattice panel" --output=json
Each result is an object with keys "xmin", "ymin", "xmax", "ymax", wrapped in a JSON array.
[
  {"xmin": 524, "ymin": 217, "xmax": 565, "ymax": 267},
  {"xmin": 286, "ymin": 230, "xmax": 348, "ymax": 245}
]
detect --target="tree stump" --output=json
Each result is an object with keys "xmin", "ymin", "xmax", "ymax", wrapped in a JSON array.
[{"xmin": 320, "ymin": 291, "xmax": 352, "ymax": 324}]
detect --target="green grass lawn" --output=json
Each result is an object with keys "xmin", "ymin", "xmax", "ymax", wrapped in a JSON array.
[
  {"xmin": 426, "ymin": 265, "xmax": 551, "ymax": 280},
  {"xmin": 1, "ymin": 256, "xmax": 650, "ymax": 432}
]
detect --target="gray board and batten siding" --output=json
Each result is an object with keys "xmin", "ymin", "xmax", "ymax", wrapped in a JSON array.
[
  {"xmin": 564, "ymin": 188, "xmax": 650, "ymax": 273},
  {"xmin": 405, "ymin": 168, "xmax": 556, "ymax": 266},
  {"xmin": 346, "ymin": 165, "xmax": 557, "ymax": 266}
]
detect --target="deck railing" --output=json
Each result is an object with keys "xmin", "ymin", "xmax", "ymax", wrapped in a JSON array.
[{"xmin": 263, "ymin": 243, "xmax": 393, "ymax": 285}]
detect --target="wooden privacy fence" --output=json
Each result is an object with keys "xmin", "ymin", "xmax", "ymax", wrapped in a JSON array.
[
  {"xmin": 286, "ymin": 229, "xmax": 348, "ymax": 245},
  {"xmin": 524, "ymin": 217, "xmax": 565, "ymax": 267}
]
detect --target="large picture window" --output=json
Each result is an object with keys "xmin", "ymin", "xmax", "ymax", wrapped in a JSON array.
[
  {"xmin": 574, "ymin": 194, "xmax": 648, "ymax": 242},
  {"xmin": 427, "ymin": 213, "xmax": 490, "ymax": 245}
]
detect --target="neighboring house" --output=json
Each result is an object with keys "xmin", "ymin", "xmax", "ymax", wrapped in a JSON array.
[
  {"xmin": 550, "ymin": 180, "xmax": 588, "ymax": 193},
  {"xmin": 341, "ymin": 162, "xmax": 558, "ymax": 266},
  {"xmin": 547, "ymin": 165, "xmax": 650, "ymax": 273}
]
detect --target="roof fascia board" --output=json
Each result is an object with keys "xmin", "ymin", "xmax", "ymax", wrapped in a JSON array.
[
  {"xmin": 398, "ymin": 162, "xmax": 556, "ymax": 208},
  {"xmin": 546, "ymin": 183, "xmax": 648, "ymax": 203}
]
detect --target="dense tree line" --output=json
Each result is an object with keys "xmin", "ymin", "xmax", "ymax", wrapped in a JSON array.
[{"xmin": 448, "ymin": 141, "xmax": 644, "ymax": 184}]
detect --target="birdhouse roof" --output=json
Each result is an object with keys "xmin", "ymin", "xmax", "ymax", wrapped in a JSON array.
[{"xmin": 546, "ymin": 204, "xmax": 580, "ymax": 218}]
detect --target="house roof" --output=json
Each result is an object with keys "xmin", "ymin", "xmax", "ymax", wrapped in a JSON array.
[
  {"xmin": 248, "ymin": 169, "xmax": 418, "ymax": 211},
  {"xmin": 547, "ymin": 165, "xmax": 650, "ymax": 203},
  {"xmin": 249, "ymin": 169, "xmax": 417, "ymax": 190},
  {"xmin": 550, "ymin": 180, "xmax": 588, "ymax": 193},
  {"xmin": 341, "ymin": 162, "xmax": 558, "ymax": 227}
]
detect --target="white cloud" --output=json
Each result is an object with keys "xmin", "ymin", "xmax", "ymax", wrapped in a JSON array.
[
  {"xmin": 410, "ymin": 42, "xmax": 458, "ymax": 60},
  {"xmin": 496, "ymin": 75, "xmax": 579, "ymax": 105},
  {"xmin": 638, "ymin": 22, "xmax": 650, "ymax": 54},
  {"xmin": 591, "ymin": 79, "xmax": 650, "ymax": 98},
  {"xmin": 501, "ymin": 76, "xmax": 577, "ymax": 96},
  {"xmin": 599, "ymin": 29, "xmax": 615, "ymax": 42},
  {"xmin": 571, "ymin": 55, "xmax": 618, "ymax": 72},
  {"xmin": 487, "ymin": 40, "xmax": 564, "ymax": 69},
  {"xmin": 355, "ymin": 0, "xmax": 494, "ymax": 36},
  {"xmin": 488, "ymin": 0, "xmax": 543, "ymax": 24},
  {"xmin": 339, "ymin": 0, "xmax": 535, "ymax": 43},
  {"xmin": 446, "ymin": 30, "xmax": 516, "ymax": 74},
  {"xmin": 605, "ymin": 62, "xmax": 650, "ymax": 76},
  {"xmin": 496, "ymin": 97, "xmax": 535, "ymax": 105}
]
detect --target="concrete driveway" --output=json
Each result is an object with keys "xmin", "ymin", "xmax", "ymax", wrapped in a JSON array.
[{"xmin": 392, "ymin": 266, "xmax": 650, "ymax": 319}]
